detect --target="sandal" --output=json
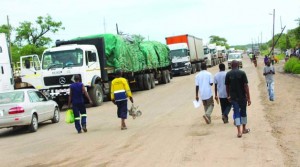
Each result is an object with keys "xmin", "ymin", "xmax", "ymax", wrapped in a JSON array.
[
  {"xmin": 243, "ymin": 128, "xmax": 250, "ymax": 134},
  {"xmin": 237, "ymin": 133, "xmax": 242, "ymax": 138}
]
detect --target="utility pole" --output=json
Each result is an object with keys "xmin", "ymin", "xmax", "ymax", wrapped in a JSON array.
[
  {"xmin": 116, "ymin": 23, "xmax": 119, "ymax": 35},
  {"xmin": 272, "ymin": 9, "xmax": 275, "ymax": 55},
  {"xmin": 103, "ymin": 17, "xmax": 106, "ymax": 33},
  {"xmin": 6, "ymin": 15, "xmax": 12, "ymax": 64}
]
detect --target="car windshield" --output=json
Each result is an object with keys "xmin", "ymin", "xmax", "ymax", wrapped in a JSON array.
[
  {"xmin": 0, "ymin": 91, "xmax": 24, "ymax": 104},
  {"xmin": 228, "ymin": 54, "xmax": 241, "ymax": 59},
  {"xmin": 169, "ymin": 49, "xmax": 188, "ymax": 58},
  {"xmin": 42, "ymin": 49, "xmax": 84, "ymax": 69}
]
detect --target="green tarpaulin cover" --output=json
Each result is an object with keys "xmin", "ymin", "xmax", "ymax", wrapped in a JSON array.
[{"xmin": 73, "ymin": 34, "xmax": 170, "ymax": 72}]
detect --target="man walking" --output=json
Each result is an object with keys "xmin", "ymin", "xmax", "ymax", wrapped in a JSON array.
[
  {"xmin": 111, "ymin": 69, "xmax": 134, "ymax": 130},
  {"xmin": 195, "ymin": 63, "xmax": 214, "ymax": 124},
  {"xmin": 214, "ymin": 63, "xmax": 231, "ymax": 123},
  {"xmin": 225, "ymin": 60, "xmax": 251, "ymax": 138},
  {"xmin": 68, "ymin": 75, "xmax": 93, "ymax": 133},
  {"xmin": 263, "ymin": 60, "xmax": 275, "ymax": 101}
]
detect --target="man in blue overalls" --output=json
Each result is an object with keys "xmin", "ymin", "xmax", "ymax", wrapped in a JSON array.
[{"xmin": 68, "ymin": 75, "xmax": 93, "ymax": 133}]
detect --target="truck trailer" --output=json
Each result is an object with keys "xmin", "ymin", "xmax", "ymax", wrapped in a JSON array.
[
  {"xmin": 165, "ymin": 34, "xmax": 205, "ymax": 75},
  {"xmin": 20, "ymin": 34, "xmax": 171, "ymax": 109},
  {"xmin": 0, "ymin": 33, "xmax": 14, "ymax": 92}
]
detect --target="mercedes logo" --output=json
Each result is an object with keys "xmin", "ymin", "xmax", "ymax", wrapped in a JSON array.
[{"xmin": 59, "ymin": 77, "xmax": 66, "ymax": 85}]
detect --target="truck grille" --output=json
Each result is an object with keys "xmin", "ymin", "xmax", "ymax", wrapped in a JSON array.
[
  {"xmin": 44, "ymin": 74, "xmax": 80, "ymax": 86},
  {"xmin": 172, "ymin": 62, "xmax": 185, "ymax": 68}
]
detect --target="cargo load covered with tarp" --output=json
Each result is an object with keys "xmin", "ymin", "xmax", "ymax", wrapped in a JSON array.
[{"xmin": 72, "ymin": 34, "xmax": 170, "ymax": 73}]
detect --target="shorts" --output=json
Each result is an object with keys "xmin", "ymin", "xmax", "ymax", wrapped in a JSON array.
[{"xmin": 116, "ymin": 100, "xmax": 128, "ymax": 119}]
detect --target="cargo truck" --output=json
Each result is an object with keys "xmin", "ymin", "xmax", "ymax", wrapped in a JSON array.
[
  {"xmin": 204, "ymin": 43, "xmax": 226, "ymax": 67},
  {"xmin": 0, "ymin": 33, "xmax": 14, "ymax": 92},
  {"xmin": 20, "ymin": 34, "xmax": 171, "ymax": 109},
  {"xmin": 165, "ymin": 34, "xmax": 205, "ymax": 75}
]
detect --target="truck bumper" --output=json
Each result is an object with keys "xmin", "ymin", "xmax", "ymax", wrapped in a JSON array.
[{"xmin": 172, "ymin": 67, "xmax": 191, "ymax": 75}]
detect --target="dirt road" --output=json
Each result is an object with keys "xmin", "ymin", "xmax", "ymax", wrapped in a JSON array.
[{"xmin": 0, "ymin": 56, "xmax": 299, "ymax": 167}]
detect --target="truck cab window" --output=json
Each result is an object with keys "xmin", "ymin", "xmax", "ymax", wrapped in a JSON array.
[
  {"xmin": 86, "ymin": 51, "xmax": 97, "ymax": 65},
  {"xmin": 0, "ymin": 46, "xmax": 2, "ymax": 53}
]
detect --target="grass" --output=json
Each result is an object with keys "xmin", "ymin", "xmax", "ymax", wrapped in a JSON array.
[{"xmin": 284, "ymin": 57, "xmax": 300, "ymax": 74}]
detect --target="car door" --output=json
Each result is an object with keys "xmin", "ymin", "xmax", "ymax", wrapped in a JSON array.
[
  {"xmin": 34, "ymin": 91, "xmax": 53, "ymax": 120},
  {"xmin": 28, "ymin": 91, "xmax": 47, "ymax": 122}
]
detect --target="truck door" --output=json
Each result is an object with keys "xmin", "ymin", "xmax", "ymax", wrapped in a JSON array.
[{"xmin": 20, "ymin": 55, "xmax": 43, "ymax": 89}]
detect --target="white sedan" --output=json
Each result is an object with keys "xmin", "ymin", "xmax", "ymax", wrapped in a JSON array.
[{"xmin": 0, "ymin": 89, "xmax": 60, "ymax": 132}]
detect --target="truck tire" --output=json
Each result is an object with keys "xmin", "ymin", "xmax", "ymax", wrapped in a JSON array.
[
  {"xmin": 196, "ymin": 63, "xmax": 201, "ymax": 71},
  {"xmin": 150, "ymin": 73, "xmax": 155, "ymax": 89},
  {"xmin": 166, "ymin": 70, "xmax": 170, "ymax": 83},
  {"xmin": 88, "ymin": 84, "xmax": 104, "ymax": 106},
  {"xmin": 161, "ymin": 70, "xmax": 168, "ymax": 84},
  {"xmin": 137, "ymin": 74, "xmax": 144, "ymax": 90},
  {"xmin": 191, "ymin": 64, "xmax": 196, "ymax": 74},
  {"xmin": 143, "ymin": 74, "xmax": 151, "ymax": 90}
]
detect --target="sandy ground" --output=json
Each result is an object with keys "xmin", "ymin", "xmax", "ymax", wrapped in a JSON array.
[{"xmin": 0, "ymin": 55, "xmax": 299, "ymax": 167}]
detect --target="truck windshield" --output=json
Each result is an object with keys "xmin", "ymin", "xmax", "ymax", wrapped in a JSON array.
[
  {"xmin": 210, "ymin": 49, "xmax": 216, "ymax": 54},
  {"xmin": 204, "ymin": 48, "xmax": 210, "ymax": 54},
  {"xmin": 169, "ymin": 49, "xmax": 188, "ymax": 58},
  {"xmin": 42, "ymin": 49, "xmax": 83, "ymax": 70}
]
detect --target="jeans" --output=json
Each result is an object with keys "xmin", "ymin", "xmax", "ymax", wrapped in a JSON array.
[
  {"xmin": 231, "ymin": 98, "xmax": 247, "ymax": 126},
  {"xmin": 219, "ymin": 98, "xmax": 232, "ymax": 116},
  {"xmin": 72, "ymin": 103, "xmax": 87, "ymax": 132},
  {"xmin": 267, "ymin": 81, "xmax": 275, "ymax": 100}
]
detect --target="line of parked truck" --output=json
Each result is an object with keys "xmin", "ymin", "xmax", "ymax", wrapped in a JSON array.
[{"xmin": 1, "ymin": 33, "xmax": 227, "ymax": 110}]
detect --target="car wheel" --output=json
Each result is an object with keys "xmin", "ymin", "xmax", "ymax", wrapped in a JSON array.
[
  {"xmin": 29, "ymin": 114, "xmax": 38, "ymax": 132},
  {"xmin": 51, "ymin": 107, "xmax": 60, "ymax": 123}
]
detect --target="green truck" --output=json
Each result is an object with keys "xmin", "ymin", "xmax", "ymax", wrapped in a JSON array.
[{"xmin": 20, "ymin": 33, "xmax": 172, "ymax": 108}]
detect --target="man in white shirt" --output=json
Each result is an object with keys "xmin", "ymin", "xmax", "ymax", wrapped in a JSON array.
[
  {"xmin": 263, "ymin": 60, "xmax": 275, "ymax": 101},
  {"xmin": 195, "ymin": 63, "xmax": 214, "ymax": 124},
  {"xmin": 214, "ymin": 63, "xmax": 232, "ymax": 123}
]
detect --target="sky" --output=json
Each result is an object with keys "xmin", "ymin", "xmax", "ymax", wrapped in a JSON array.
[{"xmin": 1, "ymin": 0, "xmax": 300, "ymax": 46}]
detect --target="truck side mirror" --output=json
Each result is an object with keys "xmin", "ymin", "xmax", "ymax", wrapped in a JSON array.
[{"xmin": 25, "ymin": 60, "xmax": 31, "ymax": 69}]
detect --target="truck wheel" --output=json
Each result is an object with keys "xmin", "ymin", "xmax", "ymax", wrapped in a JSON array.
[
  {"xmin": 161, "ymin": 70, "xmax": 168, "ymax": 84},
  {"xmin": 191, "ymin": 64, "xmax": 196, "ymax": 74},
  {"xmin": 143, "ymin": 74, "xmax": 151, "ymax": 90},
  {"xmin": 166, "ymin": 70, "xmax": 170, "ymax": 83},
  {"xmin": 51, "ymin": 107, "xmax": 60, "ymax": 123},
  {"xmin": 137, "ymin": 74, "xmax": 144, "ymax": 90},
  {"xmin": 88, "ymin": 84, "xmax": 104, "ymax": 106},
  {"xmin": 150, "ymin": 73, "xmax": 155, "ymax": 89},
  {"xmin": 29, "ymin": 114, "xmax": 38, "ymax": 132},
  {"xmin": 196, "ymin": 63, "xmax": 201, "ymax": 71}
]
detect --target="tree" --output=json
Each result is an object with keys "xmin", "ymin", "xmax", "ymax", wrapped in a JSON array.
[
  {"xmin": 209, "ymin": 35, "xmax": 229, "ymax": 48},
  {"xmin": 0, "ymin": 24, "xmax": 13, "ymax": 43},
  {"xmin": 15, "ymin": 14, "xmax": 64, "ymax": 47}
]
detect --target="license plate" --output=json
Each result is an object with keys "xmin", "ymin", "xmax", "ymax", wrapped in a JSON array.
[{"xmin": 0, "ymin": 110, "xmax": 3, "ymax": 117}]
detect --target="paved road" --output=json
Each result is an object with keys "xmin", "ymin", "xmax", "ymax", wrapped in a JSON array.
[{"xmin": 0, "ymin": 56, "xmax": 285, "ymax": 167}]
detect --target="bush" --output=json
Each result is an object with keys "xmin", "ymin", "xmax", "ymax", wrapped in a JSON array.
[
  {"xmin": 275, "ymin": 53, "xmax": 284, "ymax": 60},
  {"xmin": 292, "ymin": 64, "xmax": 300, "ymax": 74},
  {"xmin": 284, "ymin": 57, "xmax": 300, "ymax": 73}
]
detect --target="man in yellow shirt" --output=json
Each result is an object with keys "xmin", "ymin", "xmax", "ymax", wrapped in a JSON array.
[{"xmin": 111, "ymin": 69, "xmax": 134, "ymax": 130}]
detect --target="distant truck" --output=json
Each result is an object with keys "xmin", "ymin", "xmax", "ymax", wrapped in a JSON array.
[
  {"xmin": 0, "ymin": 33, "xmax": 14, "ymax": 92},
  {"xmin": 20, "ymin": 34, "xmax": 171, "ymax": 109},
  {"xmin": 165, "ymin": 34, "xmax": 205, "ymax": 75},
  {"xmin": 204, "ymin": 43, "xmax": 226, "ymax": 67}
]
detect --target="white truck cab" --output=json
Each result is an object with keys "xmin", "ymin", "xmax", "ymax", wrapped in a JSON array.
[
  {"xmin": 0, "ymin": 33, "xmax": 14, "ymax": 91},
  {"xmin": 20, "ymin": 44, "xmax": 105, "ymax": 109},
  {"xmin": 168, "ymin": 43, "xmax": 192, "ymax": 75}
]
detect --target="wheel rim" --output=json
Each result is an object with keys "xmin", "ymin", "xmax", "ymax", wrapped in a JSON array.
[
  {"xmin": 54, "ymin": 109, "xmax": 59, "ymax": 121},
  {"xmin": 96, "ymin": 89, "xmax": 103, "ymax": 103},
  {"xmin": 32, "ymin": 116, "xmax": 38, "ymax": 130}
]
